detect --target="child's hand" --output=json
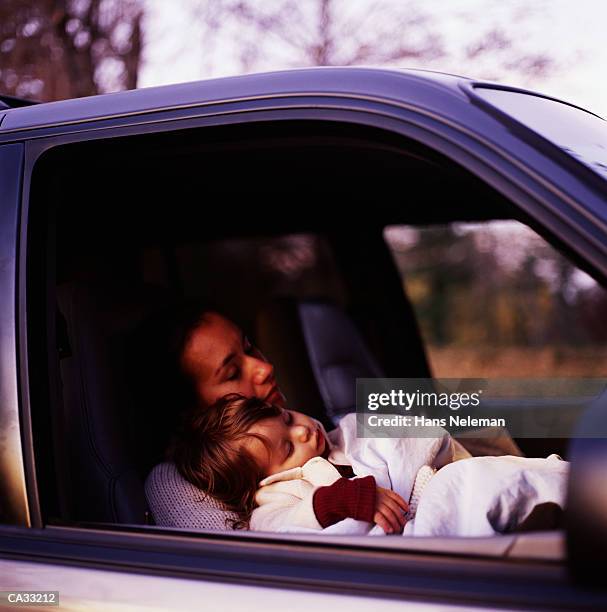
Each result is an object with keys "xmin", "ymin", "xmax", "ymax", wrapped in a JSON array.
[{"xmin": 374, "ymin": 487, "xmax": 409, "ymax": 534}]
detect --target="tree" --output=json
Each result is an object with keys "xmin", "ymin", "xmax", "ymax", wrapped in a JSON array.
[
  {"xmin": 0, "ymin": 0, "xmax": 143, "ymax": 101},
  {"xmin": 190, "ymin": 0, "xmax": 555, "ymax": 81}
]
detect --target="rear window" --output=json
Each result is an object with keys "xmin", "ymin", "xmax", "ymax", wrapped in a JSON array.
[{"xmin": 384, "ymin": 220, "xmax": 607, "ymax": 378}]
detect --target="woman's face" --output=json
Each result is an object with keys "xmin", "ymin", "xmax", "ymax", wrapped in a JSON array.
[{"xmin": 181, "ymin": 312, "xmax": 286, "ymax": 408}]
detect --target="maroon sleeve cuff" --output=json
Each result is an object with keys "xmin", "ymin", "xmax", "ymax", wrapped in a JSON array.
[{"xmin": 312, "ymin": 475, "xmax": 376, "ymax": 528}]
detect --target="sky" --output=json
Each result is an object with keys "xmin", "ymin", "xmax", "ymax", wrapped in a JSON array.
[{"xmin": 139, "ymin": 0, "xmax": 607, "ymax": 118}]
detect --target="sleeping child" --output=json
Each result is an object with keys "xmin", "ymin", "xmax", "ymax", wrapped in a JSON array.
[{"xmin": 169, "ymin": 393, "xmax": 568, "ymax": 536}]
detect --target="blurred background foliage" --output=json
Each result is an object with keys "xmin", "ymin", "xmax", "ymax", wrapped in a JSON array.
[
  {"xmin": 0, "ymin": 0, "xmax": 143, "ymax": 100},
  {"xmin": 385, "ymin": 223, "xmax": 607, "ymax": 377},
  {"xmin": 1, "ymin": 0, "xmax": 555, "ymax": 101}
]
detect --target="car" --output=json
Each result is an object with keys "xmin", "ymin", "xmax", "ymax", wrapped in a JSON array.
[{"xmin": 1, "ymin": 66, "xmax": 606, "ymax": 610}]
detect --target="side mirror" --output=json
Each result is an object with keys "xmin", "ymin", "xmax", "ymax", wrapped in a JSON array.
[{"xmin": 567, "ymin": 385, "xmax": 607, "ymax": 587}]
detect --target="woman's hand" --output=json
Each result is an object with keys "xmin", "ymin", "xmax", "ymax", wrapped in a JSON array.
[{"xmin": 374, "ymin": 487, "xmax": 409, "ymax": 534}]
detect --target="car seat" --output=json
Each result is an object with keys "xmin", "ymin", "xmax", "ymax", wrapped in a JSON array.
[{"xmin": 56, "ymin": 281, "xmax": 173, "ymax": 524}]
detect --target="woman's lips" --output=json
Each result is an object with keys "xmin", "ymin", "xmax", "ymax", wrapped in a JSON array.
[{"xmin": 266, "ymin": 386, "xmax": 283, "ymax": 405}]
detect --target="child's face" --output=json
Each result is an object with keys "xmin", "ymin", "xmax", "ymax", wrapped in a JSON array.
[{"xmin": 245, "ymin": 409, "xmax": 327, "ymax": 477}]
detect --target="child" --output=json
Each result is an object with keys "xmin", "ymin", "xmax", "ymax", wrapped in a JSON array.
[
  {"xmin": 170, "ymin": 393, "xmax": 466, "ymax": 533},
  {"xmin": 169, "ymin": 394, "xmax": 568, "ymax": 535}
]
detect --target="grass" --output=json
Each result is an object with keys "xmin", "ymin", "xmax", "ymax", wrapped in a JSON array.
[{"xmin": 427, "ymin": 346, "xmax": 607, "ymax": 378}]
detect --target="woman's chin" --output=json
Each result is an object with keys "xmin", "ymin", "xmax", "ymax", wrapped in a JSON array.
[{"xmin": 270, "ymin": 390, "xmax": 287, "ymax": 408}]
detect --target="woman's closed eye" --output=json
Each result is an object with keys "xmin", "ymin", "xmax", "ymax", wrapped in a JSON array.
[
  {"xmin": 226, "ymin": 367, "xmax": 240, "ymax": 381},
  {"xmin": 225, "ymin": 337, "xmax": 255, "ymax": 381},
  {"xmin": 283, "ymin": 410, "xmax": 293, "ymax": 425}
]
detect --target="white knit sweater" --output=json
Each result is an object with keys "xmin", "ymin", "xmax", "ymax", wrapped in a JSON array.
[{"xmin": 145, "ymin": 461, "xmax": 238, "ymax": 530}]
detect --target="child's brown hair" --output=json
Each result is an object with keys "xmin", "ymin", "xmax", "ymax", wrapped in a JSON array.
[{"xmin": 168, "ymin": 393, "xmax": 282, "ymax": 528}]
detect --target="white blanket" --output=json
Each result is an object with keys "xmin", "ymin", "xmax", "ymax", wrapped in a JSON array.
[
  {"xmin": 275, "ymin": 413, "xmax": 569, "ymax": 537},
  {"xmin": 404, "ymin": 454, "xmax": 568, "ymax": 537},
  {"xmin": 312, "ymin": 455, "xmax": 569, "ymax": 538}
]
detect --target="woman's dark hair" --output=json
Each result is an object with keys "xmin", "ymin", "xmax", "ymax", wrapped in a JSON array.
[
  {"xmin": 168, "ymin": 393, "xmax": 282, "ymax": 529},
  {"xmin": 145, "ymin": 298, "xmax": 222, "ymax": 407},
  {"xmin": 162, "ymin": 300, "xmax": 216, "ymax": 412},
  {"xmin": 129, "ymin": 298, "xmax": 221, "ymax": 475}
]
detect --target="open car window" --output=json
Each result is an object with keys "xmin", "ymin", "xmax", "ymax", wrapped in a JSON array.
[{"xmin": 23, "ymin": 118, "xmax": 602, "ymax": 568}]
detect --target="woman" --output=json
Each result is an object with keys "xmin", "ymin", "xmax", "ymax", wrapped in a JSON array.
[
  {"xmin": 144, "ymin": 303, "xmax": 288, "ymax": 529},
  {"xmin": 143, "ymin": 302, "xmax": 523, "ymax": 531}
]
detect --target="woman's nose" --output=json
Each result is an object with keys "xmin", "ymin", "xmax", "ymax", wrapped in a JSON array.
[{"xmin": 251, "ymin": 357, "xmax": 274, "ymax": 385}]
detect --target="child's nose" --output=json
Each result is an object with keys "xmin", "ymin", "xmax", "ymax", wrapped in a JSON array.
[{"xmin": 294, "ymin": 425, "xmax": 311, "ymax": 442}]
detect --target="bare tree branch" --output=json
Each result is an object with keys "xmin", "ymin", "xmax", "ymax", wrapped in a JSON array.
[{"xmin": 188, "ymin": 0, "xmax": 557, "ymax": 83}]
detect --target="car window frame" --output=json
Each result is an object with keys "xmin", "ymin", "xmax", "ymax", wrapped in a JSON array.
[
  {"xmin": 463, "ymin": 82, "xmax": 607, "ymax": 199},
  {"xmin": 0, "ymin": 143, "xmax": 29, "ymax": 527},
  {"xmin": 0, "ymin": 521, "xmax": 594, "ymax": 610}
]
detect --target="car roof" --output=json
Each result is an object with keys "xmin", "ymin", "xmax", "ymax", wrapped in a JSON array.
[
  {"xmin": 0, "ymin": 67, "xmax": 483, "ymax": 133},
  {"xmin": 1, "ymin": 66, "xmax": 604, "ymax": 217}
]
